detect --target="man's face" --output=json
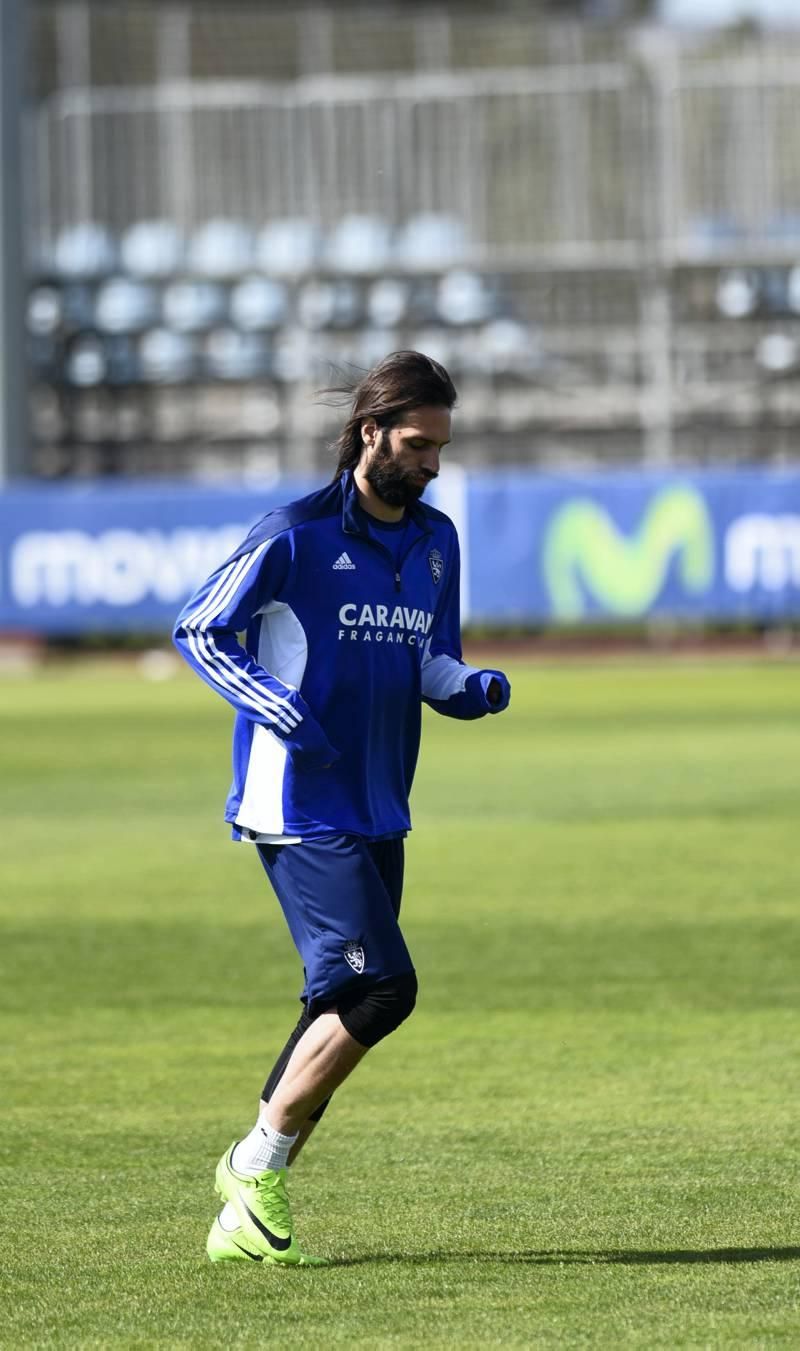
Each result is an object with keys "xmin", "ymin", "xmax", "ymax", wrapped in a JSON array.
[{"xmin": 362, "ymin": 405, "xmax": 451, "ymax": 509}]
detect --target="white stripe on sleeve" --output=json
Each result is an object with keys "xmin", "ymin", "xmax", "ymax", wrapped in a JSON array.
[
  {"xmin": 182, "ymin": 537, "xmax": 305, "ymax": 731},
  {"xmin": 185, "ymin": 630, "xmax": 297, "ymax": 733},
  {"xmin": 186, "ymin": 540, "xmax": 271, "ymax": 633},
  {"xmin": 185, "ymin": 555, "xmax": 250, "ymax": 631},
  {"xmin": 200, "ymin": 632, "xmax": 301, "ymax": 729}
]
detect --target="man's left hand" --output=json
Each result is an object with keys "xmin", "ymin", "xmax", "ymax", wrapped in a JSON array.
[{"xmin": 479, "ymin": 669, "xmax": 511, "ymax": 714}]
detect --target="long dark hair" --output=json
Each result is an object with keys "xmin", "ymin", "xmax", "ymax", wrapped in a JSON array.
[{"xmin": 321, "ymin": 350, "xmax": 457, "ymax": 480}]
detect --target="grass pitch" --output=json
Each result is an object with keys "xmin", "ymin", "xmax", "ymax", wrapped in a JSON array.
[{"xmin": 2, "ymin": 654, "xmax": 799, "ymax": 1347}]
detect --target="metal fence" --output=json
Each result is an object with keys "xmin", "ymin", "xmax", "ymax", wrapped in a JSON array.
[
  {"xmin": 21, "ymin": 16, "xmax": 800, "ymax": 475},
  {"xmin": 27, "ymin": 68, "xmax": 649, "ymax": 267},
  {"xmin": 26, "ymin": 38, "xmax": 800, "ymax": 265}
]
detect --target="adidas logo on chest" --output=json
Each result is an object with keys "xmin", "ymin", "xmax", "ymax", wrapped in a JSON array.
[{"xmin": 332, "ymin": 552, "xmax": 356, "ymax": 571}]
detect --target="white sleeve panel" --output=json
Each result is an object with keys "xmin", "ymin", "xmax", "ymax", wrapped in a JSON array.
[
  {"xmin": 420, "ymin": 649, "xmax": 481, "ymax": 701},
  {"xmin": 256, "ymin": 601, "xmax": 309, "ymax": 692},
  {"xmin": 236, "ymin": 724, "xmax": 289, "ymax": 835}
]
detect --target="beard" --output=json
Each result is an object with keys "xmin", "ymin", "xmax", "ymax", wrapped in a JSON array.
[{"xmin": 364, "ymin": 430, "xmax": 434, "ymax": 509}]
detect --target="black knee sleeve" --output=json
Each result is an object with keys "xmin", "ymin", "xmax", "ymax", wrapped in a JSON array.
[{"xmin": 337, "ymin": 971, "xmax": 418, "ymax": 1049}]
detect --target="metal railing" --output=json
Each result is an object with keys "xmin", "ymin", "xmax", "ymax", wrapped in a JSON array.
[
  {"xmin": 27, "ymin": 65, "xmax": 651, "ymax": 267},
  {"xmin": 21, "ymin": 27, "xmax": 800, "ymax": 474},
  {"xmin": 26, "ymin": 39, "xmax": 800, "ymax": 266}
]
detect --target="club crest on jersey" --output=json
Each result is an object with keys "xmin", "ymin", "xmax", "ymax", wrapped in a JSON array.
[
  {"xmin": 428, "ymin": 548, "xmax": 444, "ymax": 585},
  {"xmin": 343, "ymin": 941, "xmax": 365, "ymax": 974}
]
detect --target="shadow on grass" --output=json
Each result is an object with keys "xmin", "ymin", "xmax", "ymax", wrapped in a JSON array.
[{"xmin": 331, "ymin": 1246, "xmax": 800, "ymax": 1269}]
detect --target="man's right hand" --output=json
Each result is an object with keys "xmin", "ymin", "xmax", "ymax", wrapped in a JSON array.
[{"xmin": 286, "ymin": 720, "xmax": 341, "ymax": 771}]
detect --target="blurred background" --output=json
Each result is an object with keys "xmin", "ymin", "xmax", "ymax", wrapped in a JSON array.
[{"xmin": 1, "ymin": 0, "xmax": 800, "ymax": 640}]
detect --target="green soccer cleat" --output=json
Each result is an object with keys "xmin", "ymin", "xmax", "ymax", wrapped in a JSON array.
[
  {"xmin": 214, "ymin": 1143, "xmax": 327, "ymax": 1266},
  {"xmin": 206, "ymin": 1212, "xmax": 265, "ymax": 1263},
  {"xmin": 206, "ymin": 1210, "xmax": 328, "ymax": 1266}
]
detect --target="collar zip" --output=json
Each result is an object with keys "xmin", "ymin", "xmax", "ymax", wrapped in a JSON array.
[{"xmin": 340, "ymin": 471, "xmax": 431, "ymax": 591}]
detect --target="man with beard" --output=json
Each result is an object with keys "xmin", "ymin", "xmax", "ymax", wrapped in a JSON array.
[{"xmin": 173, "ymin": 350, "xmax": 511, "ymax": 1265}]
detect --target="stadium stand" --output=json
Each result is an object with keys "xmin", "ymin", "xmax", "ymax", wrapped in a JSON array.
[{"xmin": 22, "ymin": 4, "xmax": 800, "ymax": 476}]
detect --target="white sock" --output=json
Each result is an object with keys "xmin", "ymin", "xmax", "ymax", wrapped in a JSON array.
[
  {"xmin": 232, "ymin": 1119, "xmax": 298, "ymax": 1175},
  {"xmin": 218, "ymin": 1202, "xmax": 239, "ymax": 1232}
]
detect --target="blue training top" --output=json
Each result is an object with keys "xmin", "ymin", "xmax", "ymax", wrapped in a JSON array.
[{"xmin": 173, "ymin": 470, "xmax": 507, "ymax": 842}]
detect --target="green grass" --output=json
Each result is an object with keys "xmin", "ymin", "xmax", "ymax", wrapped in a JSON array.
[{"xmin": 2, "ymin": 655, "xmax": 799, "ymax": 1347}]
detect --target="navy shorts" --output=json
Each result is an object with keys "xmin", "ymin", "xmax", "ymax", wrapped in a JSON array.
[{"xmin": 256, "ymin": 833, "xmax": 414, "ymax": 1011}]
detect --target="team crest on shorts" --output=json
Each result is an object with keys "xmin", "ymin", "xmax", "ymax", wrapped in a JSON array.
[
  {"xmin": 428, "ymin": 548, "xmax": 444, "ymax": 585},
  {"xmin": 344, "ymin": 941, "xmax": 365, "ymax": 974}
]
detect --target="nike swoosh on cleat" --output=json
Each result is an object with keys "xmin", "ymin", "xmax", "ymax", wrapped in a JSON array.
[
  {"xmin": 243, "ymin": 1201, "xmax": 292, "ymax": 1252},
  {"xmin": 233, "ymin": 1240, "xmax": 263, "ymax": 1262}
]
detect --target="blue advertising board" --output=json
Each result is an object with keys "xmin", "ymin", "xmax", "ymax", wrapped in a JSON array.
[
  {"xmin": 0, "ymin": 479, "xmax": 312, "ymax": 634},
  {"xmin": 465, "ymin": 469, "xmax": 800, "ymax": 626},
  {"xmin": 0, "ymin": 470, "xmax": 798, "ymax": 632}
]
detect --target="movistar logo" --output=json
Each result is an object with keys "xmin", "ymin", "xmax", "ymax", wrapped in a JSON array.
[{"xmin": 543, "ymin": 486, "xmax": 714, "ymax": 620}]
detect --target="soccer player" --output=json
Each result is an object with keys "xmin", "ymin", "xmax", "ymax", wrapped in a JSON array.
[{"xmin": 174, "ymin": 350, "xmax": 511, "ymax": 1265}]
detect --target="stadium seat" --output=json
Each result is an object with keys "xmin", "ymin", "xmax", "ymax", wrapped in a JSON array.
[
  {"xmin": 72, "ymin": 390, "xmax": 113, "ymax": 444},
  {"xmin": 756, "ymin": 332, "xmax": 797, "ymax": 373},
  {"xmin": 229, "ymin": 275, "xmax": 288, "ymax": 330},
  {"xmin": 150, "ymin": 387, "xmax": 197, "ymax": 442},
  {"xmin": 272, "ymin": 327, "xmax": 322, "ymax": 382},
  {"xmin": 94, "ymin": 278, "xmax": 159, "ymax": 334},
  {"xmin": 366, "ymin": 278, "xmax": 409, "ymax": 327},
  {"xmin": 188, "ymin": 219, "xmax": 255, "ymax": 279},
  {"xmin": 355, "ymin": 327, "xmax": 397, "ymax": 369},
  {"xmin": 715, "ymin": 269, "xmax": 759, "ymax": 319},
  {"xmin": 297, "ymin": 280, "xmax": 337, "ymax": 330},
  {"xmin": 256, "ymin": 218, "xmax": 320, "ymax": 277},
  {"xmin": 139, "ymin": 328, "xmax": 197, "ymax": 383},
  {"xmin": 394, "ymin": 213, "xmax": 468, "ymax": 270},
  {"xmin": 162, "ymin": 279, "xmax": 227, "ymax": 332},
  {"xmin": 53, "ymin": 222, "xmax": 117, "ymax": 280},
  {"xmin": 325, "ymin": 214, "xmax": 392, "ymax": 274},
  {"xmin": 436, "ymin": 270, "xmax": 492, "ymax": 326},
  {"xmin": 203, "ymin": 328, "xmax": 270, "ymax": 380},
  {"xmin": 466, "ymin": 319, "xmax": 543, "ymax": 377},
  {"xmin": 65, "ymin": 334, "xmax": 107, "ymax": 386},
  {"xmin": 298, "ymin": 279, "xmax": 362, "ymax": 330},
  {"xmin": 27, "ymin": 286, "xmax": 62, "ymax": 336},
  {"xmin": 408, "ymin": 327, "xmax": 456, "ymax": 371},
  {"xmin": 29, "ymin": 385, "xmax": 65, "ymax": 445},
  {"xmin": 121, "ymin": 220, "xmax": 185, "ymax": 279}
]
